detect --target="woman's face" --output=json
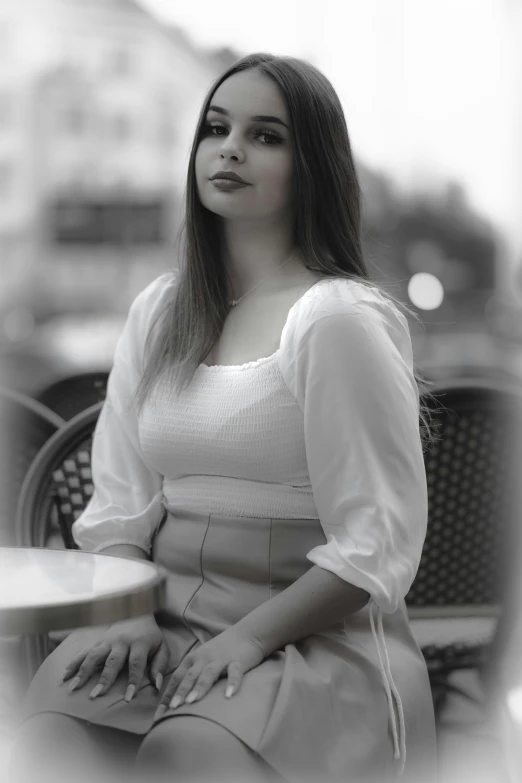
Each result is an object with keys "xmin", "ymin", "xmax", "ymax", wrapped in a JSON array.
[{"xmin": 195, "ymin": 70, "xmax": 295, "ymax": 223}]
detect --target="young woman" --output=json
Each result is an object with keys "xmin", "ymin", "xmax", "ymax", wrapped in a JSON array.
[{"xmin": 11, "ymin": 53, "xmax": 439, "ymax": 783}]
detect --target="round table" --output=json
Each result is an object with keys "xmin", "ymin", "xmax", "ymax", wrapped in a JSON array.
[{"xmin": 0, "ymin": 547, "xmax": 166, "ymax": 635}]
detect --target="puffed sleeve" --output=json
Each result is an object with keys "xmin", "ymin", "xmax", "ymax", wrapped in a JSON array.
[
  {"xmin": 287, "ymin": 281, "xmax": 428, "ymax": 615},
  {"xmin": 71, "ymin": 272, "xmax": 176, "ymax": 555},
  {"xmin": 280, "ymin": 281, "xmax": 426, "ymax": 774}
]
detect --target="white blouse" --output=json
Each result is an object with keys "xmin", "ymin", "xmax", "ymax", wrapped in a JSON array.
[{"xmin": 72, "ymin": 271, "xmax": 428, "ymax": 776}]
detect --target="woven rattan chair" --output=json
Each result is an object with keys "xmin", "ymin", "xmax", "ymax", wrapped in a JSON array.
[
  {"xmin": 0, "ymin": 389, "xmax": 65, "ymax": 718},
  {"xmin": 35, "ymin": 372, "xmax": 108, "ymax": 421},
  {"xmin": 0, "ymin": 388, "xmax": 65, "ymax": 547},
  {"xmin": 406, "ymin": 377, "xmax": 522, "ymax": 722},
  {"xmin": 15, "ymin": 402, "xmax": 102, "ymax": 684}
]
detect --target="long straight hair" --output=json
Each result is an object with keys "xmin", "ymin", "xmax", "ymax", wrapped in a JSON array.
[{"xmin": 134, "ymin": 52, "xmax": 440, "ymax": 452}]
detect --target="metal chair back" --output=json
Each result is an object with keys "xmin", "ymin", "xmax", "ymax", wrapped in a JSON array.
[
  {"xmin": 17, "ymin": 402, "xmax": 103, "ymax": 550},
  {"xmin": 408, "ymin": 377, "xmax": 522, "ymax": 718},
  {"xmin": 409, "ymin": 377, "xmax": 522, "ymax": 616},
  {"xmin": 35, "ymin": 372, "xmax": 108, "ymax": 421},
  {"xmin": 0, "ymin": 388, "xmax": 64, "ymax": 547},
  {"xmin": 15, "ymin": 403, "xmax": 103, "ymax": 681}
]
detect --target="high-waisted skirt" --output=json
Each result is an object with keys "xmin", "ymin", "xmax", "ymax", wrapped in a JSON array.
[{"xmin": 19, "ymin": 508, "xmax": 438, "ymax": 783}]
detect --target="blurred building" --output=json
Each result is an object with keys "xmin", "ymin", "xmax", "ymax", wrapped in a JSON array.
[
  {"xmin": 1, "ymin": 0, "xmax": 519, "ymax": 392},
  {"xmin": 0, "ymin": 0, "xmax": 237, "ymax": 322}
]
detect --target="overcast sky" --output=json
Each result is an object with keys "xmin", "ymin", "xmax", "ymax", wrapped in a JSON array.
[{"xmin": 141, "ymin": 0, "xmax": 522, "ymax": 279}]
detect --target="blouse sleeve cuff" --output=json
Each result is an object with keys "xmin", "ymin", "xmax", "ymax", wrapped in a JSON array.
[
  {"xmin": 91, "ymin": 541, "xmax": 152, "ymax": 556},
  {"xmin": 306, "ymin": 541, "xmax": 407, "ymax": 615},
  {"xmin": 71, "ymin": 491, "xmax": 165, "ymax": 556}
]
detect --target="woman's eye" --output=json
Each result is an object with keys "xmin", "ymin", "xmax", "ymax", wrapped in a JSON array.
[{"xmin": 202, "ymin": 122, "xmax": 282, "ymax": 145}]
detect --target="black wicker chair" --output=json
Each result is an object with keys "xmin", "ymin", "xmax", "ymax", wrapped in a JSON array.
[
  {"xmin": 0, "ymin": 389, "xmax": 65, "ymax": 720},
  {"xmin": 35, "ymin": 372, "xmax": 108, "ymax": 421},
  {"xmin": 15, "ymin": 402, "xmax": 103, "ymax": 684},
  {"xmin": 0, "ymin": 388, "xmax": 65, "ymax": 547},
  {"xmin": 405, "ymin": 377, "xmax": 522, "ymax": 722}
]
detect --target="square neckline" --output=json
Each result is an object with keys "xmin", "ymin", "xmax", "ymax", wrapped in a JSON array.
[{"xmin": 198, "ymin": 277, "xmax": 334, "ymax": 371}]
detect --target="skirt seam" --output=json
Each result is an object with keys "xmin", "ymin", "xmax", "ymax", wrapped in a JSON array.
[{"xmin": 182, "ymin": 513, "xmax": 212, "ymax": 641}]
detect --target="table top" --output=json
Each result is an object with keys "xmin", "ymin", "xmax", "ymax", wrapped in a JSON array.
[{"xmin": 0, "ymin": 547, "xmax": 166, "ymax": 635}]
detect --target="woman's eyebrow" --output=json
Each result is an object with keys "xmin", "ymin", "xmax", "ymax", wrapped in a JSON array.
[{"xmin": 207, "ymin": 105, "xmax": 289, "ymax": 129}]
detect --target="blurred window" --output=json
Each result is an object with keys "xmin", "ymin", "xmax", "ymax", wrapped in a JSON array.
[{"xmin": 51, "ymin": 198, "xmax": 166, "ymax": 245}]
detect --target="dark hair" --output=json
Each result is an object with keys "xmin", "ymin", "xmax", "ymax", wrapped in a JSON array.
[{"xmin": 134, "ymin": 52, "xmax": 440, "ymax": 452}]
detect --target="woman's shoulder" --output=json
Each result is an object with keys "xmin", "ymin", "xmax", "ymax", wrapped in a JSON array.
[
  {"xmin": 278, "ymin": 275, "xmax": 414, "ymax": 392},
  {"xmin": 132, "ymin": 270, "xmax": 177, "ymax": 309},
  {"xmin": 279, "ymin": 274, "xmax": 412, "ymax": 368},
  {"xmin": 118, "ymin": 271, "xmax": 178, "ymax": 352},
  {"xmin": 291, "ymin": 275, "xmax": 407, "ymax": 332},
  {"xmin": 127, "ymin": 270, "xmax": 177, "ymax": 324}
]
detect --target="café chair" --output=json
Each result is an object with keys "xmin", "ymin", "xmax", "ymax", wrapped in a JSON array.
[
  {"xmin": 16, "ymin": 402, "xmax": 103, "ymax": 684},
  {"xmin": 0, "ymin": 388, "xmax": 65, "ymax": 547},
  {"xmin": 0, "ymin": 389, "xmax": 65, "ymax": 729},
  {"xmin": 35, "ymin": 371, "xmax": 108, "ymax": 421},
  {"xmin": 408, "ymin": 377, "xmax": 522, "ymax": 723}
]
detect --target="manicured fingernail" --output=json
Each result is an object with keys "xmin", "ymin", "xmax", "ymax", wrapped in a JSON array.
[
  {"xmin": 225, "ymin": 685, "xmax": 234, "ymax": 698},
  {"xmin": 124, "ymin": 685, "xmax": 136, "ymax": 703},
  {"xmin": 154, "ymin": 704, "xmax": 167, "ymax": 722},
  {"xmin": 185, "ymin": 690, "xmax": 198, "ymax": 703},
  {"xmin": 170, "ymin": 694, "xmax": 183, "ymax": 709},
  {"xmin": 89, "ymin": 684, "xmax": 103, "ymax": 700},
  {"xmin": 155, "ymin": 673, "xmax": 163, "ymax": 691},
  {"xmin": 68, "ymin": 677, "xmax": 81, "ymax": 693}
]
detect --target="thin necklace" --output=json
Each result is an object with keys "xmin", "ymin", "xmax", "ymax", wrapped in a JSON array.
[{"xmin": 228, "ymin": 250, "xmax": 298, "ymax": 307}]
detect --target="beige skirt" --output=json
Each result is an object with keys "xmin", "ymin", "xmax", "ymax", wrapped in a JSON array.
[{"xmin": 19, "ymin": 507, "xmax": 437, "ymax": 783}]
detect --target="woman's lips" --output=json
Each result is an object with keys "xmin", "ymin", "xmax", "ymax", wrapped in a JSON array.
[{"xmin": 211, "ymin": 179, "xmax": 250, "ymax": 189}]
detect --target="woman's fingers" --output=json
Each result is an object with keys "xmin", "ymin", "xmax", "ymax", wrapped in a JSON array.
[
  {"xmin": 61, "ymin": 649, "xmax": 94, "ymax": 682},
  {"xmin": 154, "ymin": 660, "xmax": 226, "ymax": 723},
  {"xmin": 61, "ymin": 630, "xmax": 111, "ymax": 682},
  {"xmin": 87, "ymin": 642, "xmax": 128, "ymax": 699},
  {"xmin": 184, "ymin": 662, "xmax": 223, "ymax": 703},
  {"xmin": 155, "ymin": 659, "xmax": 198, "ymax": 716},
  {"xmin": 225, "ymin": 660, "xmax": 244, "ymax": 698},
  {"xmin": 149, "ymin": 639, "xmax": 170, "ymax": 691},
  {"xmin": 66, "ymin": 644, "xmax": 111, "ymax": 692},
  {"xmin": 123, "ymin": 641, "xmax": 150, "ymax": 701}
]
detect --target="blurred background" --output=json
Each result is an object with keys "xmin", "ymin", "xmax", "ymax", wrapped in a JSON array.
[{"xmin": 0, "ymin": 0, "xmax": 521, "ymax": 395}]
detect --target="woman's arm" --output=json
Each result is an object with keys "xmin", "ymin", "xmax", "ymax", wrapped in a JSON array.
[
  {"xmin": 240, "ymin": 289, "xmax": 428, "ymax": 656},
  {"xmin": 234, "ymin": 564, "xmax": 369, "ymax": 657},
  {"xmin": 71, "ymin": 275, "xmax": 174, "ymax": 555}
]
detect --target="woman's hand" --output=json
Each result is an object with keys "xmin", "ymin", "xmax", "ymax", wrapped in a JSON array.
[
  {"xmin": 61, "ymin": 615, "xmax": 170, "ymax": 702},
  {"xmin": 154, "ymin": 629, "xmax": 265, "ymax": 721}
]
